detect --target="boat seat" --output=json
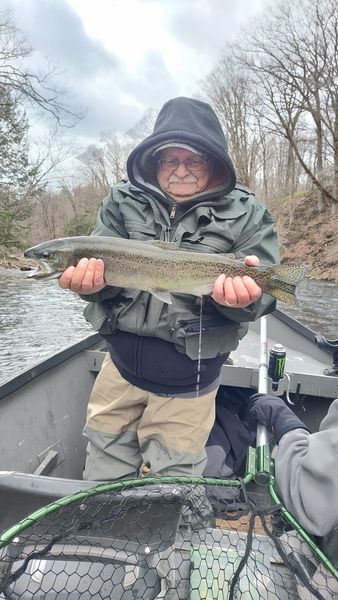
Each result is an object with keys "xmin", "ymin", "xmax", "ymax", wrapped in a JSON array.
[
  {"xmin": 0, "ymin": 481, "xmax": 192, "ymax": 599},
  {"xmin": 0, "ymin": 471, "xmax": 97, "ymax": 531}
]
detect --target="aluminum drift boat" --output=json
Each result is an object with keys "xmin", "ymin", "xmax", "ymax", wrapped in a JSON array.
[{"xmin": 0, "ymin": 308, "xmax": 337, "ymax": 599}]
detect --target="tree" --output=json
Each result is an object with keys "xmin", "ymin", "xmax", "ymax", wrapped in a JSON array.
[
  {"xmin": 0, "ymin": 85, "xmax": 33, "ymax": 245},
  {"xmin": 0, "ymin": 9, "xmax": 82, "ymax": 126},
  {"xmin": 202, "ymin": 64, "xmax": 261, "ymax": 189},
  {"xmin": 0, "ymin": 9, "xmax": 82, "ymax": 246},
  {"xmin": 127, "ymin": 108, "xmax": 157, "ymax": 141},
  {"xmin": 78, "ymin": 133, "xmax": 136, "ymax": 194},
  {"xmin": 233, "ymin": 0, "xmax": 337, "ymax": 208},
  {"xmin": 78, "ymin": 144, "xmax": 111, "ymax": 195},
  {"xmin": 0, "ymin": 85, "xmax": 29, "ymax": 186}
]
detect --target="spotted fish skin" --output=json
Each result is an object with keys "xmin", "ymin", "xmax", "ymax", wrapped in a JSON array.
[{"xmin": 24, "ymin": 236, "xmax": 307, "ymax": 304}]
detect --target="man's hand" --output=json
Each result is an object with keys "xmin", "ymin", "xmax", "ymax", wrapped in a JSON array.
[
  {"xmin": 58, "ymin": 257, "xmax": 106, "ymax": 294},
  {"xmin": 212, "ymin": 255, "xmax": 262, "ymax": 308}
]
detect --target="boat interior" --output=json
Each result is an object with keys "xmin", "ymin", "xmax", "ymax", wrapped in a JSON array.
[
  {"xmin": 0, "ymin": 310, "xmax": 338, "ymax": 597},
  {"xmin": 0, "ymin": 309, "xmax": 337, "ymax": 531}
]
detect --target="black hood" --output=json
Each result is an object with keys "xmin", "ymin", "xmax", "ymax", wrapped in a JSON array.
[{"xmin": 127, "ymin": 97, "xmax": 236, "ymax": 201}]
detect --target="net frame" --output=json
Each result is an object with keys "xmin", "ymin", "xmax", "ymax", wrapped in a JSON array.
[{"xmin": 0, "ymin": 473, "xmax": 337, "ymax": 595}]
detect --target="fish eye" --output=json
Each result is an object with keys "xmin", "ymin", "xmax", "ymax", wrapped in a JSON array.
[{"xmin": 41, "ymin": 250, "xmax": 51, "ymax": 259}]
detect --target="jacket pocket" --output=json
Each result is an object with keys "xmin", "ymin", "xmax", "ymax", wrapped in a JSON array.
[
  {"xmin": 181, "ymin": 206, "xmax": 247, "ymax": 254},
  {"xmin": 171, "ymin": 316, "xmax": 242, "ymax": 360}
]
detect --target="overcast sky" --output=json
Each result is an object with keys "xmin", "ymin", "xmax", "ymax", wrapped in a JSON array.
[{"xmin": 5, "ymin": 0, "xmax": 272, "ymax": 146}]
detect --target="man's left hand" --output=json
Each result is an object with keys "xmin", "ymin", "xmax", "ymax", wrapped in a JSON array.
[{"xmin": 212, "ymin": 255, "xmax": 262, "ymax": 308}]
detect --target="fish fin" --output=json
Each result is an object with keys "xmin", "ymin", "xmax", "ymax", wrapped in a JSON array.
[
  {"xmin": 151, "ymin": 291, "xmax": 173, "ymax": 304},
  {"xmin": 189, "ymin": 283, "xmax": 215, "ymax": 297},
  {"xmin": 147, "ymin": 240, "xmax": 178, "ymax": 251},
  {"xmin": 27, "ymin": 270, "xmax": 61, "ymax": 280},
  {"xmin": 225, "ymin": 253, "xmax": 237, "ymax": 260},
  {"xmin": 263, "ymin": 263, "xmax": 307, "ymax": 305}
]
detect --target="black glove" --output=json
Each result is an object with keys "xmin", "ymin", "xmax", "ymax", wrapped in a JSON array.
[{"xmin": 248, "ymin": 393, "xmax": 309, "ymax": 443}]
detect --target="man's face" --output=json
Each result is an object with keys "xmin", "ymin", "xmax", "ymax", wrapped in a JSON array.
[{"xmin": 156, "ymin": 147, "xmax": 213, "ymax": 202}]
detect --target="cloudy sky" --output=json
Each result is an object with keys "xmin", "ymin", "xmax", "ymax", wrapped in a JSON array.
[{"xmin": 5, "ymin": 0, "xmax": 271, "ymax": 146}]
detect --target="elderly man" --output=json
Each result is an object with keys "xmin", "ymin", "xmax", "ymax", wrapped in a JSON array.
[{"xmin": 59, "ymin": 96, "xmax": 280, "ymax": 481}]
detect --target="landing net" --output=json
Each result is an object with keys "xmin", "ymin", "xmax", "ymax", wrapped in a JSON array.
[{"xmin": 0, "ymin": 476, "xmax": 337, "ymax": 599}]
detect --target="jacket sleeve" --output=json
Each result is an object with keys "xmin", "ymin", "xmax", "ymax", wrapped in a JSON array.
[
  {"xmin": 80, "ymin": 189, "xmax": 126, "ymax": 307},
  {"xmin": 274, "ymin": 398, "xmax": 338, "ymax": 536},
  {"xmin": 208, "ymin": 200, "xmax": 280, "ymax": 322}
]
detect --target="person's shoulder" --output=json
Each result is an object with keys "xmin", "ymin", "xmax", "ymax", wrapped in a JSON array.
[
  {"xmin": 223, "ymin": 182, "xmax": 264, "ymax": 210},
  {"xmin": 233, "ymin": 181, "xmax": 256, "ymax": 196},
  {"xmin": 109, "ymin": 180, "xmax": 147, "ymax": 202},
  {"xmin": 231, "ymin": 182, "xmax": 261, "ymax": 203}
]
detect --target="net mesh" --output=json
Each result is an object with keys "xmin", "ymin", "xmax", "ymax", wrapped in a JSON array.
[{"xmin": 0, "ymin": 478, "xmax": 337, "ymax": 599}]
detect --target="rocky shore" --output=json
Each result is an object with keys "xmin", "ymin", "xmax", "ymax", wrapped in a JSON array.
[{"xmin": 0, "ymin": 248, "xmax": 36, "ymax": 271}]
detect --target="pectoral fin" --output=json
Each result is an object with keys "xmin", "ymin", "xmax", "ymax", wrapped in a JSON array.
[
  {"xmin": 150, "ymin": 290, "xmax": 173, "ymax": 304},
  {"xmin": 189, "ymin": 283, "xmax": 214, "ymax": 297}
]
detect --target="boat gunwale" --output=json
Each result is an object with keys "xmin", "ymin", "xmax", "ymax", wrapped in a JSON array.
[{"xmin": 0, "ymin": 309, "xmax": 332, "ymax": 402}]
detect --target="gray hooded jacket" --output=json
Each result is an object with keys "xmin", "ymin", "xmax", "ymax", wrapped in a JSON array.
[{"xmin": 275, "ymin": 398, "xmax": 338, "ymax": 537}]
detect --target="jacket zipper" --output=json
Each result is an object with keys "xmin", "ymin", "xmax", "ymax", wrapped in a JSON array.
[
  {"xmin": 178, "ymin": 315, "xmax": 229, "ymax": 333},
  {"xmin": 165, "ymin": 205, "xmax": 177, "ymax": 241}
]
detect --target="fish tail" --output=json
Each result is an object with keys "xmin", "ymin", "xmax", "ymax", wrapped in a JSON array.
[{"xmin": 263, "ymin": 263, "xmax": 307, "ymax": 305}]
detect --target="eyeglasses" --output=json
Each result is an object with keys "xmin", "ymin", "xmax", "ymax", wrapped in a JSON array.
[{"xmin": 156, "ymin": 157, "xmax": 209, "ymax": 172}]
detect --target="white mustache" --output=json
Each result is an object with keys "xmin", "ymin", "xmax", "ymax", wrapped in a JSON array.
[{"xmin": 168, "ymin": 174, "xmax": 198, "ymax": 184}]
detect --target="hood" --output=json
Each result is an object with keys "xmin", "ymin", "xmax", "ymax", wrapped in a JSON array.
[{"xmin": 127, "ymin": 97, "xmax": 236, "ymax": 202}]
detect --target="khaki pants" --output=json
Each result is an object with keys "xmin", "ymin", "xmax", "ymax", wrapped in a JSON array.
[{"xmin": 83, "ymin": 353, "xmax": 217, "ymax": 481}]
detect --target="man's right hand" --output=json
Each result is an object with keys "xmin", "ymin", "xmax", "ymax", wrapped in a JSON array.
[{"xmin": 58, "ymin": 257, "xmax": 106, "ymax": 294}]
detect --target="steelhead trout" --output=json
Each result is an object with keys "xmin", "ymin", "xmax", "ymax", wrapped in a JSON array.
[{"xmin": 24, "ymin": 236, "xmax": 307, "ymax": 304}]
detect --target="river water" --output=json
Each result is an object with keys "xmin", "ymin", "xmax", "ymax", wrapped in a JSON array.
[{"xmin": 0, "ymin": 269, "xmax": 337, "ymax": 385}]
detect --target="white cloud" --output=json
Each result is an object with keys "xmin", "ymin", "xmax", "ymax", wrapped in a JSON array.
[{"xmin": 4, "ymin": 0, "xmax": 271, "ymax": 144}]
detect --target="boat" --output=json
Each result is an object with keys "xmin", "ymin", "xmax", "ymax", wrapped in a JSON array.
[{"xmin": 0, "ymin": 308, "xmax": 337, "ymax": 598}]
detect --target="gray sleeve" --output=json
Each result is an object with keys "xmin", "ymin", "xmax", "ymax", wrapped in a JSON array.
[
  {"xmin": 208, "ymin": 203, "xmax": 279, "ymax": 322},
  {"xmin": 80, "ymin": 188, "xmax": 126, "ymax": 305},
  {"xmin": 274, "ymin": 398, "xmax": 338, "ymax": 536}
]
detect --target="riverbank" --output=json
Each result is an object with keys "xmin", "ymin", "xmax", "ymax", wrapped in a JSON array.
[
  {"xmin": 1, "ymin": 190, "xmax": 337, "ymax": 280},
  {"xmin": 268, "ymin": 190, "xmax": 337, "ymax": 281},
  {"xmin": 0, "ymin": 247, "xmax": 36, "ymax": 270}
]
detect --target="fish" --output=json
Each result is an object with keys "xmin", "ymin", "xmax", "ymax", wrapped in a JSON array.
[{"xmin": 24, "ymin": 236, "xmax": 307, "ymax": 305}]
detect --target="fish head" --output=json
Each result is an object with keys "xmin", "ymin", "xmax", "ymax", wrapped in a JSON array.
[{"xmin": 24, "ymin": 239, "xmax": 74, "ymax": 279}]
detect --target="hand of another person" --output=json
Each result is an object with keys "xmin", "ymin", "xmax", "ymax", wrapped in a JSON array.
[
  {"xmin": 212, "ymin": 255, "xmax": 262, "ymax": 308},
  {"xmin": 248, "ymin": 393, "xmax": 309, "ymax": 442},
  {"xmin": 58, "ymin": 257, "xmax": 106, "ymax": 295}
]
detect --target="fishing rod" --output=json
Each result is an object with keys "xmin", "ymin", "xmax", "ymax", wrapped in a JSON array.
[{"xmin": 255, "ymin": 315, "xmax": 271, "ymax": 484}]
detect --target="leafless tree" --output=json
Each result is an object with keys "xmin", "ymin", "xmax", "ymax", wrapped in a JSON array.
[
  {"xmin": 127, "ymin": 108, "xmax": 157, "ymax": 141},
  {"xmin": 77, "ymin": 144, "xmax": 111, "ymax": 195},
  {"xmin": 101, "ymin": 132, "xmax": 135, "ymax": 183},
  {"xmin": 202, "ymin": 63, "xmax": 261, "ymax": 189},
  {"xmin": 233, "ymin": 0, "xmax": 337, "ymax": 208},
  {"xmin": 0, "ymin": 9, "xmax": 83, "ymax": 126}
]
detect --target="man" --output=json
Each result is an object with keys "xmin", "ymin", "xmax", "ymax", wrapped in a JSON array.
[
  {"xmin": 248, "ymin": 393, "xmax": 338, "ymax": 537},
  {"xmin": 59, "ymin": 96, "xmax": 280, "ymax": 481}
]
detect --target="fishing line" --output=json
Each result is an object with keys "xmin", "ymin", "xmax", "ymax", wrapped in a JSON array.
[
  {"xmin": 192, "ymin": 296, "xmax": 204, "ymax": 478},
  {"xmin": 195, "ymin": 296, "xmax": 204, "ymax": 398}
]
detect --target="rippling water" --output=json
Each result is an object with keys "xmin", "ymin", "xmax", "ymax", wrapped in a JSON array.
[
  {"xmin": 0, "ymin": 269, "xmax": 92, "ymax": 384},
  {"xmin": 0, "ymin": 269, "xmax": 337, "ymax": 384},
  {"xmin": 278, "ymin": 278, "xmax": 338, "ymax": 338}
]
